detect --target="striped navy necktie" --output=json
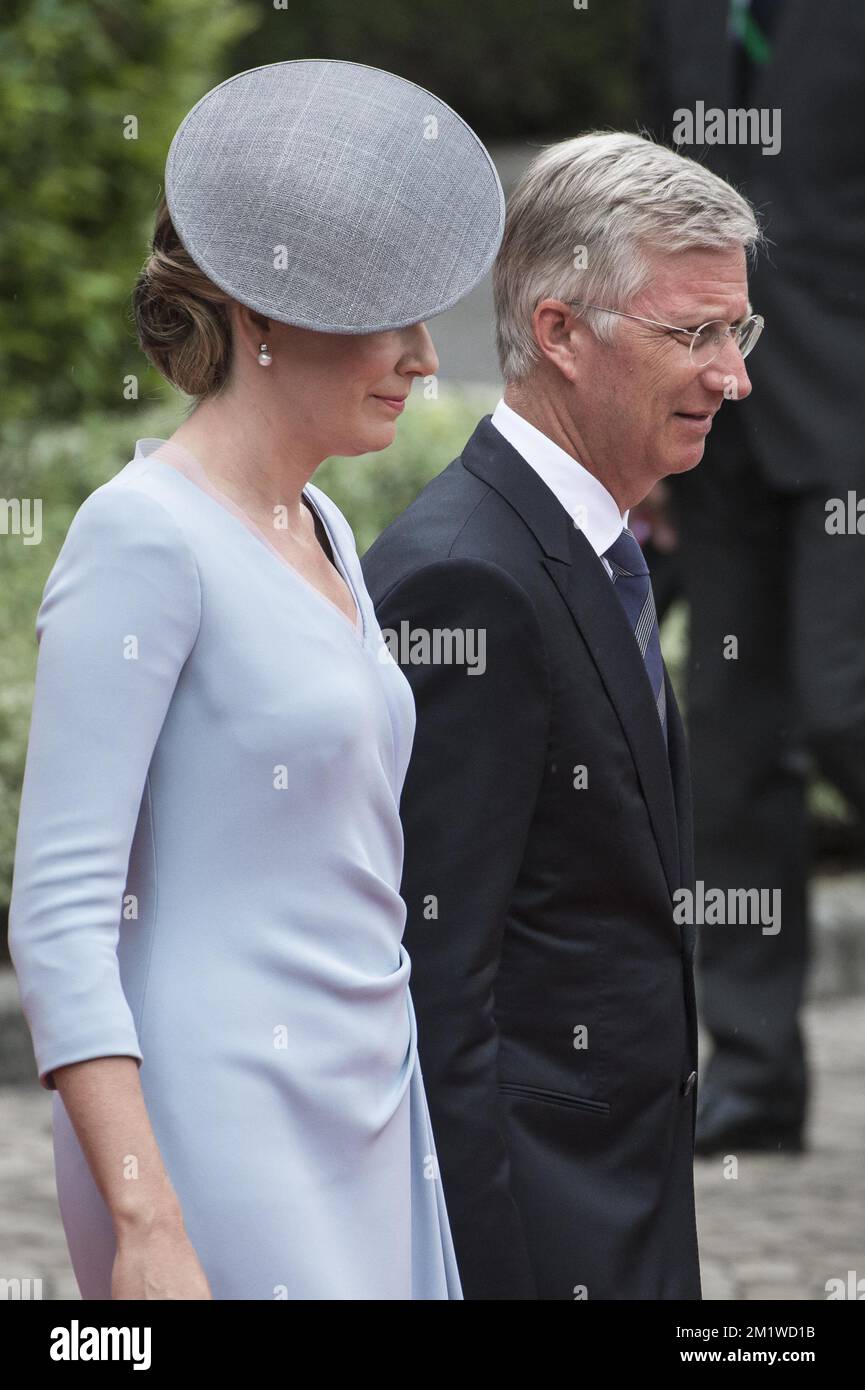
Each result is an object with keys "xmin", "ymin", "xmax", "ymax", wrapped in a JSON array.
[{"xmin": 603, "ymin": 527, "xmax": 668, "ymax": 743}]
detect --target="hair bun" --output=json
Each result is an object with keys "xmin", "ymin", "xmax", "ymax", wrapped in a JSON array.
[{"xmin": 132, "ymin": 198, "xmax": 232, "ymax": 399}]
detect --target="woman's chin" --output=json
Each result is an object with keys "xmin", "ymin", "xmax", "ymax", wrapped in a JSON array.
[
  {"xmin": 325, "ymin": 422, "xmax": 396, "ymax": 458},
  {"xmin": 361, "ymin": 421, "xmax": 400, "ymax": 453}
]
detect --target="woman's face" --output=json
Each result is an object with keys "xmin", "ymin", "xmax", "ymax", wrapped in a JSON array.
[{"xmin": 260, "ymin": 317, "xmax": 440, "ymax": 459}]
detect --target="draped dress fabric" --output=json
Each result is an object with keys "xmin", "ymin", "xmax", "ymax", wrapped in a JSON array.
[{"xmin": 8, "ymin": 437, "xmax": 462, "ymax": 1300}]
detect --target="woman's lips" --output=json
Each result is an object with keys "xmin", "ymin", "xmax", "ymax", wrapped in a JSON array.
[{"xmin": 372, "ymin": 395, "xmax": 406, "ymax": 414}]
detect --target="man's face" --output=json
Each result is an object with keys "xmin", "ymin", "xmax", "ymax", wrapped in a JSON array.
[{"xmin": 565, "ymin": 244, "xmax": 753, "ymax": 498}]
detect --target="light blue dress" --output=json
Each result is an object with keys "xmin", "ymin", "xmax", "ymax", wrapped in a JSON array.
[{"xmin": 8, "ymin": 437, "xmax": 463, "ymax": 1301}]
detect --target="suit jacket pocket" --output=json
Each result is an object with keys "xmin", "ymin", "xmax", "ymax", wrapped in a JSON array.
[{"xmin": 498, "ymin": 1080, "xmax": 611, "ymax": 1116}]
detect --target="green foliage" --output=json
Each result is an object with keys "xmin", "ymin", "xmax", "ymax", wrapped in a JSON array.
[
  {"xmin": 1, "ymin": 0, "xmax": 639, "ymax": 433},
  {"xmin": 0, "ymin": 0, "xmax": 257, "ymax": 426}
]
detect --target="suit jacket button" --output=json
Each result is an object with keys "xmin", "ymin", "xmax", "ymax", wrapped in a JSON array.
[{"xmin": 681, "ymin": 1070, "xmax": 697, "ymax": 1096}]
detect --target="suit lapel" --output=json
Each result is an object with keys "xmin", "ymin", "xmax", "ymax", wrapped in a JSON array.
[
  {"xmin": 544, "ymin": 534, "xmax": 682, "ymax": 901},
  {"xmin": 462, "ymin": 418, "xmax": 682, "ymax": 902},
  {"xmin": 664, "ymin": 665, "xmax": 699, "ymax": 1067},
  {"xmin": 665, "ymin": 672, "xmax": 696, "ymax": 953},
  {"xmin": 666, "ymin": 674, "xmax": 693, "ymax": 888}
]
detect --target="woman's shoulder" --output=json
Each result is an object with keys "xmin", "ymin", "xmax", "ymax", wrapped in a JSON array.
[
  {"xmin": 38, "ymin": 467, "xmax": 202, "ymax": 629},
  {"xmin": 62, "ymin": 465, "xmax": 199, "ymax": 562}
]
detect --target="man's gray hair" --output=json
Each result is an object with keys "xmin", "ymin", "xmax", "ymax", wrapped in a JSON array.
[{"xmin": 493, "ymin": 130, "xmax": 763, "ymax": 383}]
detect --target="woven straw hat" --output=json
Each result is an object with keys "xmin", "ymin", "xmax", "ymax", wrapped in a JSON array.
[{"xmin": 164, "ymin": 59, "xmax": 505, "ymax": 334}]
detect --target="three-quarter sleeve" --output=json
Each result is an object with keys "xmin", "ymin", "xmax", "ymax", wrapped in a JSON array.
[{"xmin": 8, "ymin": 483, "xmax": 202, "ymax": 1090}]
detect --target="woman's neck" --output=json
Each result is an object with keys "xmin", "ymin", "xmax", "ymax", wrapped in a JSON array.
[{"xmin": 167, "ymin": 395, "xmax": 323, "ymax": 535}]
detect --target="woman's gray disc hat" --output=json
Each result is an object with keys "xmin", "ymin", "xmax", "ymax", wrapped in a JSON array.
[{"xmin": 164, "ymin": 59, "xmax": 505, "ymax": 334}]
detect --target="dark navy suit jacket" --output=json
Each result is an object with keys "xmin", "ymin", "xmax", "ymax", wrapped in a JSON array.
[{"xmin": 362, "ymin": 417, "xmax": 701, "ymax": 1299}]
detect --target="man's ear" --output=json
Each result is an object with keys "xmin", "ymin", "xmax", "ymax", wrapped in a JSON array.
[{"xmin": 531, "ymin": 299, "xmax": 585, "ymax": 386}]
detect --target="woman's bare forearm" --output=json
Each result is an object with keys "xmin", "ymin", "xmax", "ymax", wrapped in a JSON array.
[{"xmin": 52, "ymin": 1057, "xmax": 184, "ymax": 1237}]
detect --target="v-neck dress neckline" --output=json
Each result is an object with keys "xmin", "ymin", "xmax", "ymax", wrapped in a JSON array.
[{"xmin": 132, "ymin": 437, "xmax": 365, "ymax": 643}]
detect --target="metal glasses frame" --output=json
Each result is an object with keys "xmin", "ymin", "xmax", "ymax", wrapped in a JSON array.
[{"xmin": 565, "ymin": 300, "xmax": 765, "ymax": 365}]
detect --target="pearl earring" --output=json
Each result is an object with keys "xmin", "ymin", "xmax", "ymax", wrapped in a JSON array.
[{"xmin": 257, "ymin": 342, "xmax": 272, "ymax": 366}]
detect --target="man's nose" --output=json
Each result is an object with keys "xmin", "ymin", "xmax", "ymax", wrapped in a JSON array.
[{"xmin": 700, "ymin": 333, "xmax": 752, "ymax": 400}]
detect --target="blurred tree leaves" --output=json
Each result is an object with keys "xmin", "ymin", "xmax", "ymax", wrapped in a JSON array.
[
  {"xmin": 1, "ymin": 0, "xmax": 638, "ymax": 432},
  {"xmin": 0, "ymin": 0, "xmax": 258, "ymax": 427}
]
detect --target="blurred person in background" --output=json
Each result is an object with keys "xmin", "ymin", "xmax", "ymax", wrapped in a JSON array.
[{"xmin": 639, "ymin": 0, "xmax": 865, "ymax": 1154}]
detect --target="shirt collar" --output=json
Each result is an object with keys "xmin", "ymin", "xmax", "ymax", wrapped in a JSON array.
[{"xmin": 489, "ymin": 398, "xmax": 627, "ymax": 556}]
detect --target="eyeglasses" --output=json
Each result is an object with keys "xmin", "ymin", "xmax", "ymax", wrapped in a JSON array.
[{"xmin": 566, "ymin": 301, "xmax": 764, "ymax": 368}]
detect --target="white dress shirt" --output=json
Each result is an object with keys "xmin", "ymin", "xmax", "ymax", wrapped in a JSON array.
[{"xmin": 489, "ymin": 397, "xmax": 628, "ymax": 578}]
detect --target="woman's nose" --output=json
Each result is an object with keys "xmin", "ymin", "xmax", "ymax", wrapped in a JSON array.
[{"xmin": 404, "ymin": 321, "xmax": 439, "ymax": 378}]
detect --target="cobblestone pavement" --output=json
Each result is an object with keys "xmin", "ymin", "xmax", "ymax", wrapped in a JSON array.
[
  {"xmin": 696, "ymin": 996, "xmax": 865, "ymax": 1301},
  {"xmin": 1, "ymin": 996, "xmax": 862, "ymax": 1301}
]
